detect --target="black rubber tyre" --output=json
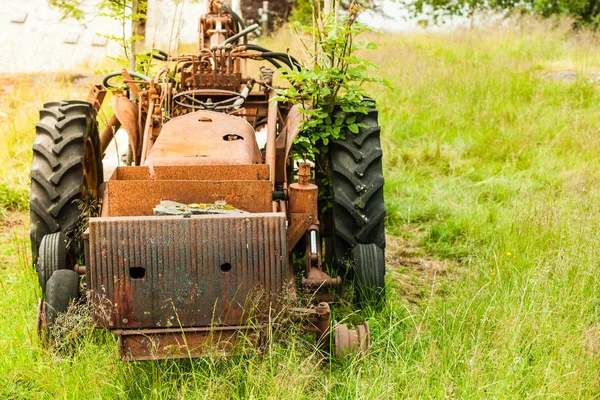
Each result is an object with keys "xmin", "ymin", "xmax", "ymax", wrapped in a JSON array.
[
  {"xmin": 30, "ymin": 101, "xmax": 102, "ymax": 264},
  {"xmin": 353, "ymin": 244, "xmax": 385, "ymax": 304},
  {"xmin": 36, "ymin": 232, "xmax": 68, "ymax": 293},
  {"xmin": 45, "ymin": 269, "xmax": 80, "ymax": 326},
  {"xmin": 330, "ymin": 102, "xmax": 386, "ymax": 265}
]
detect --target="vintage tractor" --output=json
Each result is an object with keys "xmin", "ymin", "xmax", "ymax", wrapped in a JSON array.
[{"xmin": 29, "ymin": 0, "xmax": 386, "ymax": 360}]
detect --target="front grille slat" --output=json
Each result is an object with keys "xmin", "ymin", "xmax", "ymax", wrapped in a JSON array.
[{"xmin": 88, "ymin": 213, "xmax": 288, "ymax": 329}]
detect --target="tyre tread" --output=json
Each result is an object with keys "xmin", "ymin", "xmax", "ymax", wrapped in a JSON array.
[
  {"xmin": 330, "ymin": 103, "xmax": 386, "ymax": 264},
  {"xmin": 29, "ymin": 101, "xmax": 100, "ymax": 263}
]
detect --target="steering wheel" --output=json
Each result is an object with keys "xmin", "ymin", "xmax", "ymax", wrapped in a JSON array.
[
  {"xmin": 103, "ymin": 71, "xmax": 152, "ymax": 90},
  {"xmin": 172, "ymin": 89, "xmax": 244, "ymax": 111}
]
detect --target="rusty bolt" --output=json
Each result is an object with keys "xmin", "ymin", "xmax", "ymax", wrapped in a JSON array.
[{"xmin": 298, "ymin": 162, "xmax": 311, "ymax": 186}]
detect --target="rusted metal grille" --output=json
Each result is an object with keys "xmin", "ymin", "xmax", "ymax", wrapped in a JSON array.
[{"xmin": 87, "ymin": 213, "xmax": 289, "ymax": 329}]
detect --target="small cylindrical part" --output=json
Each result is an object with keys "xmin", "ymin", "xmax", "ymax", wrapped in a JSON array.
[
  {"xmin": 288, "ymin": 182, "xmax": 318, "ymax": 215},
  {"xmin": 297, "ymin": 162, "xmax": 311, "ymax": 186},
  {"xmin": 288, "ymin": 163, "xmax": 318, "ymax": 216},
  {"xmin": 310, "ymin": 229, "xmax": 318, "ymax": 255},
  {"xmin": 335, "ymin": 322, "xmax": 370, "ymax": 358}
]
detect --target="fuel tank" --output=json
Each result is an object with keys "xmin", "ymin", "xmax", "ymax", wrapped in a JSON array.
[{"xmin": 144, "ymin": 110, "xmax": 262, "ymax": 166}]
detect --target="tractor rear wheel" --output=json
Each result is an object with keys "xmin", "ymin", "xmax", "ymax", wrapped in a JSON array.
[
  {"xmin": 29, "ymin": 101, "xmax": 102, "ymax": 264},
  {"xmin": 329, "ymin": 102, "xmax": 386, "ymax": 266}
]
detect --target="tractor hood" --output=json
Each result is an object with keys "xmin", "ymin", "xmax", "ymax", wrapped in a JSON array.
[{"xmin": 143, "ymin": 110, "xmax": 262, "ymax": 166}]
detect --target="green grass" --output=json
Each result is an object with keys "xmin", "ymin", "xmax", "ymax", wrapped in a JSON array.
[{"xmin": 2, "ymin": 20, "xmax": 600, "ymax": 398}]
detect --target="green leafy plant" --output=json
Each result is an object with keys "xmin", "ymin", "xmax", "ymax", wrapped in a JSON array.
[{"xmin": 275, "ymin": 1, "xmax": 388, "ymax": 162}]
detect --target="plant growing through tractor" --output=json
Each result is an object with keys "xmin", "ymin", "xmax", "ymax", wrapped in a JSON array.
[{"xmin": 275, "ymin": 1, "xmax": 389, "ymax": 207}]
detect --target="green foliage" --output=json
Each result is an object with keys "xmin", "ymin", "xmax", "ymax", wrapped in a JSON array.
[
  {"xmin": 48, "ymin": 0, "xmax": 86, "ymax": 20},
  {"xmin": 402, "ymin": 0, "xmax": 600, "ymax": 27},
  {"xmin": 290, "ymin": 0, "xmax": 314, "ymax": 25},
  {"xmin": 275, "ymin": 2, "xmax": 387, "ymax": 161},
  {"xmin": 530, "ymin": 0, "xmax": 600, "ymax": 26},
  {"xmin": 401, "ymin": 0, "xmax": 509, "ymax": 23}
]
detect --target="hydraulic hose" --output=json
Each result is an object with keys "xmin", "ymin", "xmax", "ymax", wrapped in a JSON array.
[
  {"xmin": 241, "ymin": 44, "xmax": 302, "ymax": 70},
  {"xmin": 221, "ymin": 3, "xmax": 246, "ymax": 36},
  {"xmin": 220, "ymin": 24, "xmax": 259, "ymax": 47},
  {"xmin": 102, "ymin": 70, "xmax": 151, "ymax": 89},
  {"xmin": 244, "ymin": 44, "xmax": 302, "ymax": 68},
  {"xmin": 148, "ymin": 49, "xmax": 170, "ymax": 61}
]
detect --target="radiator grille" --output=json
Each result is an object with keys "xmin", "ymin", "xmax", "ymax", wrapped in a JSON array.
[{"xmin": 87, "ymin": 213, "xmax": 289, "ymax": 329}]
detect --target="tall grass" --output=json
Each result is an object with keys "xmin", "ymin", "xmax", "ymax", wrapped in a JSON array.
[{"xmin": 2, "ymin": 19, "xmax": 600, "ymax": 398}]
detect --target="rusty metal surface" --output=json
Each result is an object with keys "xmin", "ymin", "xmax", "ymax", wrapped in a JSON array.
[
  {"xmin": 100, "ymin": 115, "xmax": 121, "ymax": 154},
  {"xmin": 287, "ymin": 213, "xmax": 314, "ymax": 250},
  {"xmin": 117, "ymin": 326, "xmax": 263, "ymax": 361},
  {"xmin": 87, "ymin": 85, "xmax": 107, "ymax": 112},
  {"xmin": 87, "ymin": 213, "xmax": 290, "ymax": 329},
  {"xmin": 144, "ymin": 110, "xmax": 261, "ymax": 166},
  {"xmin": 277, "ymin": 104, "xmax": 305, "ymax": 161},
  {"xmin": 114, "ymin": 165, "xmax": 270, "ymax": 181},
  {"xmin": 112, "ymin": 96, "xmax": 140, "ymax": 162},
  {"xmin": 288, "ymin": 164, "xmax": 318, "ymax": 215},
  {"xmin": 105, "ymin": 180, "xmax": 272, "ymax": 216},
  {"xmin": 266, "ymin": 90, "xmax": 277, "ymax": 186},
  {"xmin": 334, "ymin": 322, "xmax": 370, "ymax": 358},
  {"xmin": 302, "ymin": 267, "xmax": 342, "ymax": 289},
  {"xmin": 287, "ymin": 163, "xmax": 319, "ymax": 249},
  {"xmin": 287, "ymin": 182, "xmax": 318, "ymax": 215}
]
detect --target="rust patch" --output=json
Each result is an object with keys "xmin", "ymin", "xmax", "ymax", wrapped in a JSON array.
[
  {"xmin": 115, "ymin": 165, "xmax": 270, "ymax": 181},
  {"xmin": 117, "ymin": 326, "xmax": 264, "ymax": 361},
  {"xmin": 144, "ymin": 110, "xmax": 261, "ymax": 166},
  {"xmin": 105, "ymin": 180, "xmax": 272, "ymax": 216},
  {"xmin": 87, "ymin": 213, "xmax": 290, "ymax": 329}
]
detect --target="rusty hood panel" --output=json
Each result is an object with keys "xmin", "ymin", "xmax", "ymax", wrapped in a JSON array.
[
  {"xmin": 86, "ymin": 213, "xmax": 290, "ymax": 329},
  {"xmin": 144, "ymin": 110, "xmax": 262, "ymax": 166}
]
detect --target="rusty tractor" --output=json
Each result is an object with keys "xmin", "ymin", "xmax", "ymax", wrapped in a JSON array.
[{"xmin": 30, "ymin": 0, "xmax": 386, "ymax": 360}]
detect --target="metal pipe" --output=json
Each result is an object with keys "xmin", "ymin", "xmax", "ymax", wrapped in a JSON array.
[
  {"xmin": 219, "ymin": 23, "xmax": 259, "ymax": 47},
  {"xmin": 100, "ymin": 114, "xmax": 121, "ymax": 154},
  {"xmin": 140, "ymin": 101, "xmax": 155, "ymax": 165},
  {"xmin": 310, "ymin": 229, "xmax": 318, "ymax": 256},
  {"xmin": 266, "ymin": 89, "xmax": 277, "ymax": 186}
]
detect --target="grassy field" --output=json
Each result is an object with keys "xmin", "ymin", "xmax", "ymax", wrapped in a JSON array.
[{"xmin": 2, "ymin": 19, "xmax": 600, "ymax": 398}]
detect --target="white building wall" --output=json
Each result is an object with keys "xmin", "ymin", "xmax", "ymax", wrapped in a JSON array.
[
  {"xmin": 0, "ymin": 0, "xmax": 207, "ymax": 73},
  {"xmin": 145, "ymin": 0, "xmax": 208, "ymax": 52}
]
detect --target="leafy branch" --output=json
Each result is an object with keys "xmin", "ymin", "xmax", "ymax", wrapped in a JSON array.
[{"xmin": 275, "ymin": 1, "xmax": 389, "ymax": 161}]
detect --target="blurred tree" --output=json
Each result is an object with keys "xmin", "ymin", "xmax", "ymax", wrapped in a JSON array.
[
  {"xmin": 530, "ymin": 0, "xmax": 600, "ymax": 27},
  {"xmin": 401, "ymin": 0, "xmax": 600, "ymax": 28},
  {"xmin": 400, "ymin": 0, "xmax": 516, "ymax": 27}
]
